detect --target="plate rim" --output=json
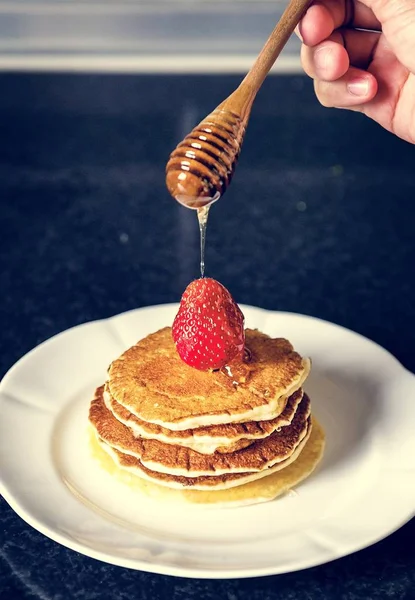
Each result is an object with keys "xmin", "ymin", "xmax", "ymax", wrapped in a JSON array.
[{"xmin": 1, "ymin": 491, "xmax": 414, "ymax": 580}]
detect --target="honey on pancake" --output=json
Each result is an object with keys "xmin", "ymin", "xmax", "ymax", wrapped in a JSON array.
[{"xmin": 89, "ymin": 419, "xmax": 325, "ymax": 507}]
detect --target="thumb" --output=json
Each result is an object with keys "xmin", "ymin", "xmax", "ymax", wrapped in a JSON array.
[{"xmin": 372, "ymin": 0, "xmax": 415, "ymax": 72}]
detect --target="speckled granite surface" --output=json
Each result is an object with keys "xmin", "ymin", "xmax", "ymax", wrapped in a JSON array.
[{"xmin": 0, "ymin": 73, "xmax": 414, "ymax": 599}]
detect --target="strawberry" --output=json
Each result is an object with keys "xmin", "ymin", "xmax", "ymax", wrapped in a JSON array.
[{"xmin": 172, "ymin": 278, "xmax": 245, "ymax": 371}]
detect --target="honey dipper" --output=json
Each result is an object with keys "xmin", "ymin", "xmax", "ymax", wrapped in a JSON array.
[{"xmin": 166, "ymin": 0, "xmax": 312, "ymax": 209}]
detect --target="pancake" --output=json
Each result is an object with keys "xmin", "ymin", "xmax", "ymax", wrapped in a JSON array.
[
  {"xmin": 107, "ymin": 327, "xmax": 310, "ymax": 430},
  {"xmin": 103, "ymin": 384, "xmax": 303, "ymax": 455},
  {"xmin": 95, "ymin": 417, "xmax": 312, "ymax": 490},
  {"xmin": 90, "ymin": 418, "xmax": 324, "ymax": 506},
  {"xmin": 89, "ymin": 386, "xmax": 310, "ymax": 477}
]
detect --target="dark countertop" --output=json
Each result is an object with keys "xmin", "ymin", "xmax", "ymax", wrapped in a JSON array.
[{"xmin": 0, "ymin": 73, "xmax": 414, "ymax": 599}]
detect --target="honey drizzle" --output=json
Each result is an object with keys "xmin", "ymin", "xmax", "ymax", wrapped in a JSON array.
[{"xmin": 197, "ymin": 205, "xmax": 210, "ymax": 278}]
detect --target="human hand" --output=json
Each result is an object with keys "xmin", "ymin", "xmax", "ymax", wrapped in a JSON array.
[{"xmin": 296, "ymin": 0, "xmax": 415, "ymax": 143}]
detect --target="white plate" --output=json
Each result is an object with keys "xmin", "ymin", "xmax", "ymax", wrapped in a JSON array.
[{"xmin": 1, "ymin": 305, "xmax": 414, "ymax": 579}]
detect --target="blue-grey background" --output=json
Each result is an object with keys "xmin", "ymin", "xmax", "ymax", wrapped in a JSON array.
[{"xmin": 0, "ymin": 73, "xmax": 414, "ymax": 599}]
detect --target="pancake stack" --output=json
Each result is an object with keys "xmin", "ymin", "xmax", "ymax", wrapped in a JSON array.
[{"xmin": 89, "ymin": 327, "xmax": 325, "ymax": 506}]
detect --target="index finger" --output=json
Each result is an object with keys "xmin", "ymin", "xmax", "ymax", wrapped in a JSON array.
[{"xmin": 298, "ymin": 0, "xmax": 381, "ymax": 47}]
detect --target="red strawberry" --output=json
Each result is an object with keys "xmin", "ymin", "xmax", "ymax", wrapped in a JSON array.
[{"xmin": 172, "ymin": 278, "xmax": 245, "ymax": 371}]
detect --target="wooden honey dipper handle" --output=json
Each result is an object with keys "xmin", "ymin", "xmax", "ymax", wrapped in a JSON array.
[{"xmin": 220, "ymin": 0, "xmax": 313, "ymax": 117}]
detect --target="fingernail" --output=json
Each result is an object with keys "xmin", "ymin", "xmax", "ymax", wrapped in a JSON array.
[
  {"xmin": 295, "ymin": 24, "xmax": 303, "ymax": 41},
  {"xmin": 347, "ymin": 78, "xmax": 369, "ymax": 97},
  {"xmin": 314, "ymin": 47, "xmax": 332, "ymax": 71}
]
